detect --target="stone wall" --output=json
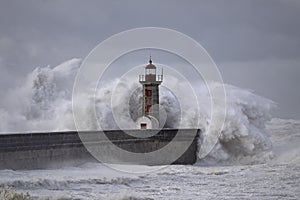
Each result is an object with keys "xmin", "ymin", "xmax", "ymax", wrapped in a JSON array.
[{"xmin": 0, "ymin": 129, "xmax": 200, "ymax": 170}]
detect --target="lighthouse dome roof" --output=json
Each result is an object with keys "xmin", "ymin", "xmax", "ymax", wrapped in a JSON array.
[
  {"xmin": 145, "ymin": 58, "xmax": 156, "ymax": 69},
  {"xmin": 146, "ymin": 63, "xmax": 156, "ymax": 69}
]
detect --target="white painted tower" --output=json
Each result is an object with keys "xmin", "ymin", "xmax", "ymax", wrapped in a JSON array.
[{"xmin": 137, "ymin": 57, "xmax": 163, "ymax": 129}]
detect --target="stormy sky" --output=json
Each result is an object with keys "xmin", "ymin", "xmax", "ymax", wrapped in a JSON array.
[{"xmin": 0, "ymin": 0, "xmax": 299, "ymax": 119}]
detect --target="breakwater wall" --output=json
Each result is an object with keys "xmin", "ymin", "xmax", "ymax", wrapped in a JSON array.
[{"xmin": 0, "ymin": 129, "xmax": 200, "ymax": 170}]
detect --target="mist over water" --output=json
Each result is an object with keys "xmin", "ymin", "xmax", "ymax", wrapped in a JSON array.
[
  {"xmin": 0, "ymin": 58, "xmax": 278, "ymax": 165},
  {"xmin": 1, "ymin": 58, "xmax": 300, "ymax": 200}
]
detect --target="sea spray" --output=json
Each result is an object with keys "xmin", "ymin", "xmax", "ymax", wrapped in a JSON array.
[
  {"xmin": 0, "ymin": 58, "xmax": 276, "ymax": 164},
  {"xmin": 197, "ymin": 84, "xmax": 276, "ymax": 165}
]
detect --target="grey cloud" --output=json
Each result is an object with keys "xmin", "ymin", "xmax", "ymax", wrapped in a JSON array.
[{"xmin": 0, "ymin": 0, "xmax": 299, "ymax": 118}]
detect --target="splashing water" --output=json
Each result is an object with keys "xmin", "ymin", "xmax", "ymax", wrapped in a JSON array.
[{"xmin": 0, "ymin": 58, "xmax": 277, "ymax": 164}]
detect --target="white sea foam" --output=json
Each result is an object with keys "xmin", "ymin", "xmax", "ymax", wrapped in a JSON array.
[
  {"xmin": 0, "ymin": 58, "xmax": 81, "ymax": 132},
  {"xmin": 267, "ymin": 118, "xmax": 300, "ymax": 165},
  {"xmin": 196, "ymin": 84, "xmax": 276, "ymax": 165},
  {"xmin": 0, "ymin": 58, "xmax": 279, "ymax": 165},
  {"xmin": 0, "ymin": 102, "xmax": 299, "ymax": 200}
]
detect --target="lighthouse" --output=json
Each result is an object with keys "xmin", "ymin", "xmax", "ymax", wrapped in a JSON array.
[{"xmin": 136, "ymin": 57, "xmax": 163, "ymax": 129}]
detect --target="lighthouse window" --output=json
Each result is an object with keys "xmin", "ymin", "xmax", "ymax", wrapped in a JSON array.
[
  {"xmin": 146, "ymin": 69, "xmax": 156, "ymax": 74},
  {"xmin": 145, "ymin": 105, "xmax": 152, "ymax": 112},
  {"xmin": 145, "ymin": 89, "xmax": 152, "ymax": 96}
]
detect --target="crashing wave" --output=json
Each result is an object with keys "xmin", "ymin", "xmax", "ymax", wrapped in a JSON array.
[
  {"xmin": 0, "ymin": 58, "xmax": 276, "ymax": 164},
  {"xmin": 197, "ymin": 84, "xmax": 276, "ymax": 165}
]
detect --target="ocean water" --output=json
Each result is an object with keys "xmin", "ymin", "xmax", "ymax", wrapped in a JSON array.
[
  {"xmin": 0, "ymin": 118, "xmax": 299, "ymax": 199},
  {"xmin": 0, "ymin": 59, "xmax": 299, "ymax": 199}
]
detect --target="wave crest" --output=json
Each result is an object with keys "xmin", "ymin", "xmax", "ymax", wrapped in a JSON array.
[{"xmin": 0, "ymin": 58, "xmax": 276, "ymax": 164}]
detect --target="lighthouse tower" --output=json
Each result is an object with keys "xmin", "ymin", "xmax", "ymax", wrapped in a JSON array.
[{"xmin": 136, "ymin": 57, "xmax": 163, "ymax": 129}]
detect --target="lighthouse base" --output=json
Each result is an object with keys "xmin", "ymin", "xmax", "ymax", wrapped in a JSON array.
[{"xmin": 136, "ymin": 115, "xmax": 159, "ymax": 129}]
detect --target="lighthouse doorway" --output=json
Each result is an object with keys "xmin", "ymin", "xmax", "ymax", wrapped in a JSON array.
[{"xmin": 141, "ymin": 123, "xmax": 147, "ymax": 129}]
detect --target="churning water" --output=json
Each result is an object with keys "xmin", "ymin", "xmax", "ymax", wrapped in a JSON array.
[{"xmin": 0, "ymin": 59, "xmax": 299, "ymax": 199}]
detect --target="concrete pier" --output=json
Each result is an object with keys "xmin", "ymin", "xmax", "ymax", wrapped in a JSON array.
[{"xmin": 0, "ymin": 129, "xmax": 200, "ymax": 170}]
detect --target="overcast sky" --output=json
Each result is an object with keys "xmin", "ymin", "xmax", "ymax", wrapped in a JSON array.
[{"xmin": 0, "ymin": 0, "xmax": 299, "ymax": 119}]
